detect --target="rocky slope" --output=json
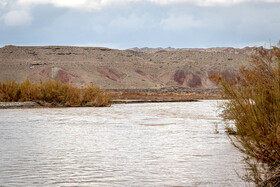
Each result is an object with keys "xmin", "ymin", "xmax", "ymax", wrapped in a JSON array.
[{"xmin": 0, "ymin": 45, "xmax": 256, "ymax": 92}]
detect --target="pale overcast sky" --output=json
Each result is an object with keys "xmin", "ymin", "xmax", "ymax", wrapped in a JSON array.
[{"xmin": 0, "ymin": 0, "xmax": 279, "ymax": 49}]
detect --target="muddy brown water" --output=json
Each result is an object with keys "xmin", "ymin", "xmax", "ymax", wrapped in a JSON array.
[{"xmin": 0, "ymin": 100, "xmax": 247, "ymax": 186}]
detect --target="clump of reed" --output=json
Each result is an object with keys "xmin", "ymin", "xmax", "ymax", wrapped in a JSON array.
[
  {"xmin": 0, "ymin": 79, "xmax": 111, "ymax": 107},
  {"xmin": 211, "ymin": 45, "xmax": 280, "ymax": 186}
]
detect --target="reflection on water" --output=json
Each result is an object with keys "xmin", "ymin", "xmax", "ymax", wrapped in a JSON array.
[{"xmin": 0, "ymin": 100, "xmax": 246, "ymax": 186}]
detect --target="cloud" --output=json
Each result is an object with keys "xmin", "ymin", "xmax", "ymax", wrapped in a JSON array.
[
  {"xmin": 149, "ymin": 0, "xmax": 280, "ymax": 6},
  {"xmin": 0, "ymin": 0, "xmax": 8, "ymax": 6},
  {"xmin": 18, "ymin": 0, "xmax": 141, "ymax": 10},
  {"xmin": 18, "ymin": 0, "xmax": 88, "ymax": 8},
  {"xmin": 161, "ymin": 14, "xmax": 202, "ymax": 30},
  {"xmin": 16, "ymin": 0, "xmax": 280, "ymax": 11},
  {"xmin": 73, "ymin": 42, "xmax": 121, "ymax": 49},
  {"xmin": 1, "ymin": 10, "xmax": 33, "ymax": 26},
  {"xmin": 1, "ymin": 0, "xmax": 280, "ymax": 48},
  {"xmin": 92, "ymin": 25, "xmax": 106, "ymax": 33},
  {"xmin": 109, "ymin": 14, "xmax": 154, "ymax": 30}
]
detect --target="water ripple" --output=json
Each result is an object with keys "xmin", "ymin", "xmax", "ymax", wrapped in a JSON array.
[{"xmin": 0, "ymin": 100, "xmax": 246, "ymax": 186}]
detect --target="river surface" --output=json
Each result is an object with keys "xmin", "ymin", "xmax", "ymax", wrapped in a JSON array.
[{"xmin": 0, "ymin": 100, "xmax": 246, "ymax": 186}]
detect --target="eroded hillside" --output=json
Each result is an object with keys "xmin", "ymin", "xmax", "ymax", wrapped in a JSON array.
[{"xmin": 0, "ymin": 45, "xmax": 254, "ymax": 92}]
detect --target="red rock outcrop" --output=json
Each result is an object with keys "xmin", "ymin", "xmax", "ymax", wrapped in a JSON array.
[
  {"xmin": 136, "ymin": 69, "xmax": 147, "ymax": 76},
  {"xmin": 98, "ymin": 68, "xmax": 126, "ymax": 81},
  {"xmin": 174, "ymin": 70, "xmax": 186, "ymax": 85},
  {"xmin": 36, "ymin": 67, "xmax": 82, "ymax": 84},
  {"xmin": 186, "ymin": 72, "xmax": 202, "ymax": 88}
]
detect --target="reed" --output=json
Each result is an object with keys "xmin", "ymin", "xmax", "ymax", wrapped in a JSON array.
[
  {"xmin": 0, "ymin": 79, "xmax": 111, "ymax": 107},
  {"xmin": 211, "ymin": 45, "xmax": 280, "ymax": 186}
]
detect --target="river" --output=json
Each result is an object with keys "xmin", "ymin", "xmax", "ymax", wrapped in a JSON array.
[{"xmin": 0, "ymin": 100, "xmax": 246, "ymax": 186}]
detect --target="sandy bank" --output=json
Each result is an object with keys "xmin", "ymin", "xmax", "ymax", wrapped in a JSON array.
[
  {"xmin": 0, "ymin": 102, "xmax": 41, "ymax": 109},
  {"xmin": 0, "ymin": 99, "xmax": 199, "ymax": 109},
  {"xmin": 111, "ymin": 99, "xmax": 198, "ymax": 104}
]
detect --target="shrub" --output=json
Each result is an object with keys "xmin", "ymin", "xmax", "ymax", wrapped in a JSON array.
[
  {"xmin": 0, "ymin": 80, "xmax": 19, "ymax": 101},
  {"xmin": 0, "ymin": 79, "xmax": 111, "ymax": 107},
  {"xmin": 18, "ymin": 79, "xmax": 42, "ymax": 101},
  {"xmin": 211, "ymin": 46, "xmax": 280, "ymax": 186}
]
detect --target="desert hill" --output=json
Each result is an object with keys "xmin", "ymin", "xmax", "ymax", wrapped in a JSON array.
[{"xmin": 0, "ymin": 45, "xmax": 255, "ymax": 93}]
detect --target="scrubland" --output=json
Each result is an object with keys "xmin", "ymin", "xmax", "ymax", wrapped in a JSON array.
[{"xmin": 0, "ymin": 79, "xmax": 111, "ymax": 107}]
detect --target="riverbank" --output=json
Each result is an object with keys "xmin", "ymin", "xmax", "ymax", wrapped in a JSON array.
[
  {"xmin": 111, "ymin": 99, "xmax": 198, "ymax": 104},
  {"xmin": 0, "ymin": 102, "xmax": 41, "ymax": 109},
  {"xmin": 0, "ymin": 79, "xmax": 222, "ymax": 108},
  {"xmin": 0, "ymin": 101, "xmax": 68, "ymax": 109},
  {"xmin": 0, "ymin": 100, "xmax": 109, "ymax": 109},
  {"xmin": 109, "ymin": 91, "xmax": 221, "ymax": 104},
  {"xmin": 0, "ymin": 93, "xmax": 222, "ymax": 108}
]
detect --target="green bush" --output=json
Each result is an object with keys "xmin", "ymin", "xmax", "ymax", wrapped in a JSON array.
[{"xmin": 211, "ymin": 46, "xmax": 280, "ymax": 186}]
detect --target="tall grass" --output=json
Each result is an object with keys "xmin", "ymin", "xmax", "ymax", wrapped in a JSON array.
[
  {"xmin": 211, "ymin": 46, "xmax": 280, "ymax": 186},
  {"xmin": 0, "ymin": 79, "xmax": 111, "ymax": 107}
]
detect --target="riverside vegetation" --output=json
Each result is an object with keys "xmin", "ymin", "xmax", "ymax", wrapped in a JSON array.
[
  {"xmin": 211, "ymin": 45, "xmax": 280, "ymax": 186},
  {"xmin": 0, "ymin": 79, "xmax": 111, "ymax": 107}
]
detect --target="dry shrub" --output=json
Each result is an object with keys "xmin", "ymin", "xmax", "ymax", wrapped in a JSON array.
[
  {"xmin": 18, "ymin": 79, "xmax": 42, "ymax": 102},
  {"xmin": 81, "ymin": 85, "xmax": 100, "ymax": 105},
  {"xmin": 0, "ymin": 79, "xmax": 111, "ymax": 107},
  {"xmin": 0, "ymin": 80, "xmax": 19, "ymax": 101},
  {"xmin": 211, "ymin": 45, "xmax": 280, "ymax": 186}
]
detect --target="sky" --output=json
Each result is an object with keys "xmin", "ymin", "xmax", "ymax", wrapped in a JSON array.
[{"xmin": 0, "ymin": 0, "xmax": 280, "ymax": 49}]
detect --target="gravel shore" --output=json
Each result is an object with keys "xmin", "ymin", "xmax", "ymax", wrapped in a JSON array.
[{"xmin": 0, "ymin": 102, "xmax": 40, "ymax": 109}]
